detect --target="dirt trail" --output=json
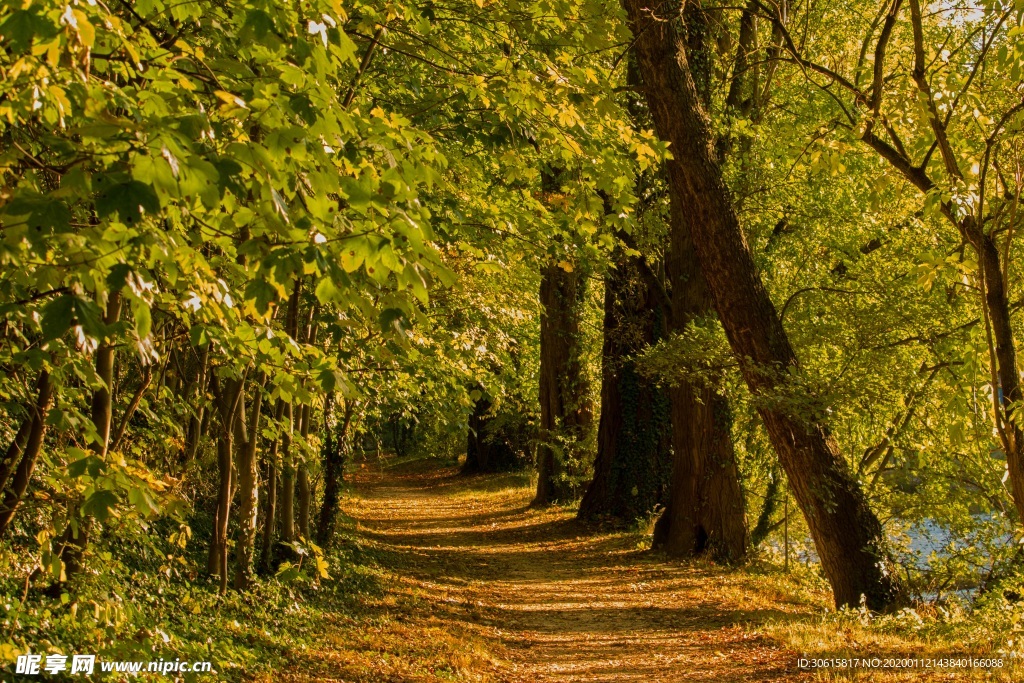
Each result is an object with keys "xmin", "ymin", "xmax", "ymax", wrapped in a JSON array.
[{"xmin": 344, "ymin": 460, "xmax": 810, "ymax": 682}]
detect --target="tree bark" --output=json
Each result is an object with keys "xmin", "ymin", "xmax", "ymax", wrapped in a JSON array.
[
  {"xmin": 534, "ymin": 261, "xmax": 592, "ymax": 506},
  {"xmin": 280, "ymin": 401, "xmax": 296, "ymax": 547},
  {"xmin": 259, "ymin": 399, "xmax": 285, "ymax": 573},
  {"xmin": 621, "ymin": 0, "xmax": 901, "ymax": 609},
  {"xmin": 653, "ymin": 199, "xmax": 748, "ymax": 563},
  {"xmin": 209, "ymin": 372, "xmax": 245, "ymax": 594},
  {"xmin": 0, "ymin": 371, "xmax": 54, "ymax": 537},
  {"xmin": 578, "ymin": 256, "xmax": 672, "ymax": 523},
  {"xmin": 233, "ymin": 373, "xmax": 265, "ymax": 589},
  {"xmin": 317, "ymin": 396, "xmax": 351, "ymax": 548},
  {"xmin": 63, "ymin": 292, "xmax": 123, "ymax": 579}
]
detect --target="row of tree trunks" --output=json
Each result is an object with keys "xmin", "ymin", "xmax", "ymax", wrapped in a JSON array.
[
  {"xmin": 620, "ymin": 0, "xmax": 901, "ymax": 609},
  {"xmin": 534, "ymin": 261, "xmax": 592, "ymax": 506}
]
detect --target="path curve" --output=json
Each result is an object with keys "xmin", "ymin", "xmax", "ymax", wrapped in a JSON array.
[{"xmin": 346, "ymin": 460, "xmax": 808, "ymax": 682}]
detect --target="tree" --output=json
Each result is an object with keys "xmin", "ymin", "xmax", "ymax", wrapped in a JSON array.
[
  {"xmin": 654, "ymin": 199, "xmax": 748, "ymax": 562},
  {"xmin": 757, "ymin": 0, "xmax": 1024, "ymax": 526},
  {"xmin": 620, "ymin": 0, "xmax": 902, "ymax": 609},
  {"xmin": 578, "ymin": 251, "xmax": 672, "ymax": 523},
  {"xmin": 534, "ymin": 261, "xmax": 593, "ymax": 506}
]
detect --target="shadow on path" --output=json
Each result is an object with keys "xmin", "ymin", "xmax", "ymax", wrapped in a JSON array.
[{"xmin": 345, "ymin": 459, "xmax": 811, "ymax": 682}]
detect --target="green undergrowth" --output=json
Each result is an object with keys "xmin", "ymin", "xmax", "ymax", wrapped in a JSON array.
[
  {"xmin": 752, "ymin": 558, "xmax": 1024, "ymax": 681},
  {"xmin": 0, "ymin": 509, "xmax": 386, "ymax": 681}
]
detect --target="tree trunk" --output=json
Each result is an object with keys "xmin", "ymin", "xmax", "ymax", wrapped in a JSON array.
[
  {"xmin": 976, "ymin": 230, "xmax": 1024, "ymax": 524},
  {"xmin": 0, "ymin": 371, "xmax": 54, "ymax": 536},
  {"xmin": 280, "ymin": 402, "xmax": 296, "ymax": 547},
  {"xmin": 209, "ymin": 373, "xmax": 245, "ymax": 594},
  {"xmin": 461, "ymin": 389, "xmax": 489, "ymax": 474},
  {"xmin": 652, "ymin": 199, "xmax": 748, "ymax": 563},
  {"xmin": 184, "ymin": 346, "xmax": 210, "ymax": 464},
  {"xmin": 621, "ymin": 0, "xmax": 901, "ymax": 609},
  {"xmin": 63, "ymin": 292, "xmax": 123, "ymax": 578},
  {"xmin": 297, "ymin": 403, "xmax": 312, "ymax": 540},
  {"xmin": 233, "ymin": 373, "xmax": 265, "ymax": 589},
  {"xmin": 317, "ymin": 396, "xmax": 351, "ymax": 548},
  {"xmin": 578, "ymin": 256, "xmax": 672, "ymax": 523},
  {"xmin": 534, "ymin": 261, "xmax": 592, "ymax": 506},
  {"xmin": 259, "ymin": 399, "xmax": 285, "ymax": 573}
]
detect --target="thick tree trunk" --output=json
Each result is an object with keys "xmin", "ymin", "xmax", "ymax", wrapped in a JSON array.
[
  {"xmin": 0, "ymin": 371, "xmax": 54, "ymax": 536},
  {"xmin": 259, "ymin": 400, "xmax": 285, "ymax": 573},
  {"xmin": 534, "ymin": 262, "xmax": 592, "ymax": 506},
  {"xmin": 653, "ymin": 200, "xmax": 747, "ymax": 563},
  {"xmin": 233, "ymin": 374, "xmax": 265, "ymax": 589},
  {"xmin": 578, "ymin": 257, "xmax": 672, "ymax": 523},
  {"xmin": 975, "ymin": 230, "xmax": 1024, "ymax": 524},
  {"xmin": 622, "ymin": 0, "xmax": 901, "ymax": 609},
  {"xmin": 462, "ymin": 386, "xmax": 524, "ymax": 474}
]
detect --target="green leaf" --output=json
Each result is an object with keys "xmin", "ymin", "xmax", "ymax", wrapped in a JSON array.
[
  {"xmin": 132, "ymin": 299, "xmax": 152, "ymax": 339},
  {"xmin": 0, "ymin": 10, "xmax": 58, "ymax": 52},
  {"xmin": 128, "ymin": 486, "xmax": 161, "ymax": 517},
  {"xmin": 82, "ymin": 490, "xmax": 120, "ymax": 522},
  {"xmin": 340, "ymin": 235, "xmax": 373, "ymax": 273},
  {"xmin": 96, "ymin": 181, "xmax": 161, "ymax": 225},
  {"xmin": 40, "ymin": 295, "xmax": 75, "ymax": 342}
]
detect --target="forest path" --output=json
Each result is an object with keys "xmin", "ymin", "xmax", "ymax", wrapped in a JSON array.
[{"xmin": 338, "ymin": 457, "xmax": 810, "ymax": 682}]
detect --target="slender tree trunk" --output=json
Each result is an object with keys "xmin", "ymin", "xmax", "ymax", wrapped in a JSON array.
[
  {"xmin": 110, "ymin": 365, "xmax": 153, "ymax": 454},
  {"xmin": 63, "ymin": 292, "xmax": 122, "ymax": 578},
  {"xmin": 534, "ymin": 261, "xmax": 592, "ymax": 506},
  {"xmin": 209, "ymin": 373, "xmax": 245, "ymax": 594},
  {"xmin": 317, "ymin": 396, "xmax": 352, "ymax": 548},
  {"xmin": 653, "ymin": 199, "xmax": 747, "ymax": 563},
  {"xmin": 621, "ymin": 0, "xmax": 901, "ymax": 609},
  {"xmin": 0, "ymin": 371, "xmax": 54, "ymax": 536},
  {"xmin": 462, "ymin": 389, "xmax": 485, "ymax": 475},
  {"xmin": 279, "ymin": 279, "xmax": 301, "ymax": 549},
  {"xmin": 184, "ymin": 346, "xmax": 210, "ymax": 464},
  {"xmin": 297, "ymin": 403, "xmax": 312, "ymax": 540},
  {"xmin": 578, "ymin": 256, "xmax": 672, "ymax": 523},
  {"xmin": 259, "ymin": 400, "xmax": 285, "ymax": 573},
  {"xmin": 233, "ymin": 373, "xmax": 265, "ymax": 589},
  {"xmin": 280, "ymin": 402, "xmax": 296, "ymax": 547}
]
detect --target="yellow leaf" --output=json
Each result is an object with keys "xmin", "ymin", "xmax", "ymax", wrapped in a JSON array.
[
  {"xmin": 557, "ymin": 260, "xmax": 573, "ymax": 273},
  {"xmin": 214, "ymin": 90, "xmax": 247, "ymax": 108}
]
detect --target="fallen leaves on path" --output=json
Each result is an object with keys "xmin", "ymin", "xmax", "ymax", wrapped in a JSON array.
[{"xmin": 257, "ymin": 459, "xmax": 1001, "ymax": 682}]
